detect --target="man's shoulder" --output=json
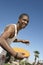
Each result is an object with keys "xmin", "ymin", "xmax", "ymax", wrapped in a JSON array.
[
  {"xmin": 4, "ymin": 24, "xmax": 16, "ymax": 31},
  {"xmin": 6, "ymin": 24, "xmax": 16, "ymax": 28},
  {"xmin": 6, "ymin": 24, "xmax": 16, "ymax": 27}
]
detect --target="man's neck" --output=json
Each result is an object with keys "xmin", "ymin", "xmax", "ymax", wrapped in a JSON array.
[{"xmin": 16, "ymin": 23, "xmax": 22, "ymax": 32}]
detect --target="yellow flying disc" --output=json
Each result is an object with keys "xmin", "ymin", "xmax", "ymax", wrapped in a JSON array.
[{"xmin": 12, "ymin": 47, "xmax": 30, "ymax": 57}]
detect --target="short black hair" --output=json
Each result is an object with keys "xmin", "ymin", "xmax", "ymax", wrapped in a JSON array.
[{"xmin": 19, "ymin": 13, "xmax": 29, "ymax": 19}]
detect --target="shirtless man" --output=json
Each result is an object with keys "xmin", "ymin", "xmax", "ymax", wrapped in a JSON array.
[{"xmin": 0, "ymin": 13, "xmax": 29, "ymax": 59}]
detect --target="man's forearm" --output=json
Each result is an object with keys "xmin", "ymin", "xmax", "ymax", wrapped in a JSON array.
[
  {"xmin": 13, "ymin": 39, "xmax": 29, "ymax": 44},
  {"xmin": 13, "ymin": 39, "xmax": 22, "ymax": 42}
]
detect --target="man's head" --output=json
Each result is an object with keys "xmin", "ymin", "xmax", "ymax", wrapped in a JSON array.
[{"xmin": 18, "ymin": 13, "xmax": 29, "ymax": 29}]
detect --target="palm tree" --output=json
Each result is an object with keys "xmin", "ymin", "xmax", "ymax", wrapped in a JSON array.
[{"xmin": 34, "ymin": 51, "xmax": 40, "ymax": 64}]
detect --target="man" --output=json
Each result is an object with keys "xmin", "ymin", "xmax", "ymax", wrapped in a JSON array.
[{"xmin": 0, "ymin": 13, "xmax": 30, "ymax": 60}]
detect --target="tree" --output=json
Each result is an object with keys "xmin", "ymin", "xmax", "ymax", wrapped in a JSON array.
[{"xmin": 34, "ymin": 51, "xmax": 40, "ymax": 64}]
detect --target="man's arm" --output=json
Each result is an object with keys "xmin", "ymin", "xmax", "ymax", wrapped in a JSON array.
[
  {"xmin": 0, "ymin": 25, "xmax": 27, "ymax": 59},
  {"xmin": 13, "ymin": 39, "xmax": 30, "ymax": 44},
  {"xmin": 0, "ymin": 25, "xmax": 17, "ymax": 56},
  {"xmin": 0, "ymin": 37, "xmax": 28, "ymax": 59}
]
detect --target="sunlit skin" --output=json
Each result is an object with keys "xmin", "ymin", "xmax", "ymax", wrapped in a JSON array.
[
  {"xmin": 17, "ymin": 15, "xmax": 29, "ymax": 30},
  {"xmin": 0, "ymin": 14, "xmax": 30, "ymax": 59}
]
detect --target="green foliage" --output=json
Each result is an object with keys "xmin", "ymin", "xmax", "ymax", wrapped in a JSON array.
[
  {"xmin": 34, "ymin": 51, "xmax": 40, "ymax": 54},
  {"xmin": 20, "ymin": 60, "xmax": 32, "ymax": 65},
  {"xmin": 4, "ymin": 63, "xmax": 11, "ymax": 65}
]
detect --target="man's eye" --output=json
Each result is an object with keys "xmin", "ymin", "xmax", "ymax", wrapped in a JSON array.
[{"xmin": 23, "ymin": 19, "xmax": 26, "ymax": 21}]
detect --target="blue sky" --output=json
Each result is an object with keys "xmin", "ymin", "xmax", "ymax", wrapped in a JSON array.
[{"xmin": 0, "ymin": 0, "xmax": 43, "ymax": 62}]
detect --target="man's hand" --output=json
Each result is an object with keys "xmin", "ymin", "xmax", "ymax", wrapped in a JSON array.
[
  {"xmin": 22, "ymin": 40, "xmax": 30, "ymax": 44},
  {"xmin": 15, "ymin": 52, "xmax": 28, "ymax": 60}
]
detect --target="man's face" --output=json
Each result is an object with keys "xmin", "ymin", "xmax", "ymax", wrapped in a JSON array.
[{"xmin": 19, "ymin": 15, "xmax": 29, "ymax": 29}]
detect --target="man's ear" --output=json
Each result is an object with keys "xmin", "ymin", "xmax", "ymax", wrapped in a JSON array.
[
  {"xmin": 18, "ymin": 19, "xmax": 21, "ymax": 23},
  {"xmin": 18, "ymin": 19, "xmax": 20, "ymax": 22}
]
